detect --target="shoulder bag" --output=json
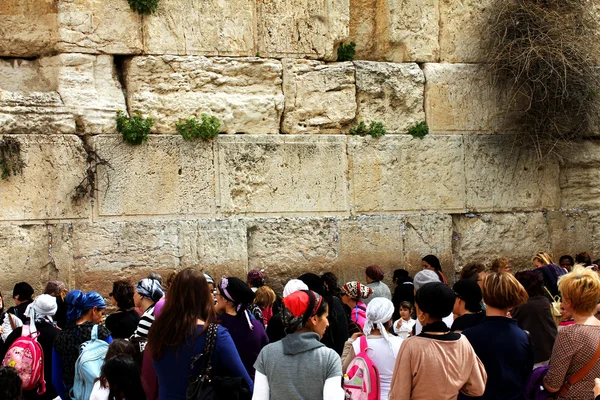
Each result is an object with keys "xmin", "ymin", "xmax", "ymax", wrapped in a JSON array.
[
  {"xmin": 558, "ymin": 341, "xmax": 600, "ymax": 396},
  {"xmin": 186, "ymin": 323, "xmax": 251, "ymax": 400}
]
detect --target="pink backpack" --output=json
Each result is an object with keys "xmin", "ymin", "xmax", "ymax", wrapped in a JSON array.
[
  {"xmin": 343, "ymin": 336, "xmax": 380, "ymax": 400},
  {"xmin": 2, "ymin": 324, "xmax": 46, "ymax": 394}
]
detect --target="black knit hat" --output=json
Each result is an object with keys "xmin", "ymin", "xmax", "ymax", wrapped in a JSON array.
[
  {"xmin": 415, "ymin": 282, "xmax": 455, "ymax": 319},
  {"xmin": 453, "ymin": 279, "xmax": 482, "ymax": 313}
]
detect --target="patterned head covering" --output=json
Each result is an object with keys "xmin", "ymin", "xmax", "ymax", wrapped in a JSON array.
[
  {"xmin": 342, "ymin": 281, "xmax": 373, "ymax": 301},
  {"xmin": 364, "ymin": 297, "xmax": 395, "ymax": 350},
  {"xmin": 218, "ymin": 277, "xmax": 256, "ymax": 330},
  {"xmin": 282, "ymin": 290, "xmax": 323, "ymax": 333},
  {"xmin": 65, "ymin": 290, "xmax": 106, "ymax": 323},
  {"xmin": 247, "ymin": 270, "xmax": 265, "ymax": 288},
  {"xmin": 136, "ymin": 278, "xmax": 164, "ymax": 303}
]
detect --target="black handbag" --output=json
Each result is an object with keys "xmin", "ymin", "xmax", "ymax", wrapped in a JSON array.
[{"xmin": 186, "ymin": 323, "xmax": 252, "ymax": 400}]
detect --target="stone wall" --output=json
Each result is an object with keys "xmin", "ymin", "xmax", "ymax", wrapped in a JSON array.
[{"xmin": 1, "ymin": 0, "xmax": 598, "ymax": 297}]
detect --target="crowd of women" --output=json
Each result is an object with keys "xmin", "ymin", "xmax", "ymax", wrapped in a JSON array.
[{"xmin": 0, "ymin": 251, "xmax": 600, "ymax": 400}]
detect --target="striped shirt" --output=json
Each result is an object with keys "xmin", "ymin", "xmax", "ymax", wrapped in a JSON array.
[{"xmin": 132, "ymin": 304, "xmax": 155, "ymax": 339}]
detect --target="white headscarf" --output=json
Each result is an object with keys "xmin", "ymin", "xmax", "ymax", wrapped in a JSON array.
[
  {"xmin": 363, "ymin": 297, "xmax": 395, "ymax": 350},
  {"xmin": 25, "ymin": 294, "xmax": 58, "ymax": 332},
  {"xmin": 283, "ymin": 279, "xmax": 308, "ymax": 298}
]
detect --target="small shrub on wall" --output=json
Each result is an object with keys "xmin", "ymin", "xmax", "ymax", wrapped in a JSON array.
[
  {"xmin": 127, "ymin": 0, "xmax": 159, "ymax": 15},
  {"xmin": 176, "ymin": 115, "xmax": 221, "ymax": 141},
  {"xmin": 116, "ymin": 110, "xmax": 152, "ymax": 145}
]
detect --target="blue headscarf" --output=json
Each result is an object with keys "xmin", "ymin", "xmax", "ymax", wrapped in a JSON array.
[{"xmin": 65, "ymin": 290, "xmax": 106, "ymax": 323}]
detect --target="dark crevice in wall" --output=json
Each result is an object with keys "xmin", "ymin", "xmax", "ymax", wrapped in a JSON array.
[
  {"xmin": 0, "ymin": 55, "xmax": 39, "ymax": 63},
  {"xmin": 113, "ymin": 55, "xmax": 132, "ymax": 114}
]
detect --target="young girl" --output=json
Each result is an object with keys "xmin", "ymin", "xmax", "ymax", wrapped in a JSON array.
[
  {"xmin": 340, "ymin": 281, "xmax": 373, "ymax": 329},
  {"xmin": 393, "ymin": 301, "xmax": 416, "ymax": 339},
  {"xmin": 90, "ymin": 340, "xmax": 138, "ymax": 400}
]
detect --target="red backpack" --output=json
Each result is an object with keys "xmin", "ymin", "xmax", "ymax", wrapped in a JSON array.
[
  {"xmin": 343, "ymin": 335, "xmax": 380, "ymax": 400},
  {"xmin": 2, "ymin": 323, "xmax": 46, "ymax": 394}
]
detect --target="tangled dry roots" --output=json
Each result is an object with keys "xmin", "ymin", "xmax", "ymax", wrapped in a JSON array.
[{"xmin": 485, "ymin": 0, "xmax": 600, "ymax": 156}]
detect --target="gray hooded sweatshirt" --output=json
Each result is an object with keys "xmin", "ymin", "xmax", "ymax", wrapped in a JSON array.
[{"xmin": 254, "ymin": 331, "xmax": 342, "ymax": 400}]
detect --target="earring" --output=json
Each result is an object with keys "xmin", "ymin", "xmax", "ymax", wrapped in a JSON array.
[{"xmin": 417, "ymin": 313, "xmax": 426, "ymax": 323}]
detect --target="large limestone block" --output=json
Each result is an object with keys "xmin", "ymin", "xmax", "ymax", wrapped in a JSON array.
[
  {"xmin": 439, "ymin": 0, "xmax": 493, "ymax": 62},
  {"xmin": 349, "ymin": 0, "xmax": 439, "ymax": 62},
  {"xmin": 589, "ymin": 212, "xmax": 600, "ymax": 260},
  {"xmin": 0, "ymin": 135, "xmax": 90, "ymax": 220},
  {"xmin": 547, "ymin": 211, "xmax": 592, "ymax": 261},
  {"xmin": 336, "ymin": 215, "xmax": 404, "ymax": 283},
  {"xmin": 0, "ymin": 0, "xmax": 58, "ymax": 57},
  {"xmin": 403, "ymin": 214, "xmax": 453, "ymax": 276},
  {"xmin": 452, "ymin": 213, "xmax": 550, "ymax": 270},
  {"xmin": 246, "ymin": 218, "xmax": 339, "ymax": 292},
  {"xmin": 560, "ymin": 141, "xmax": 600, "ymax": 209},
  {"xmin": 143, "ymin": 0, "xmax": 254, "ymax": 56},
  {"xmin": 424, "ymin": 63, "xmax": 505, "ymax": 133},
  {"xmin": 218, "ymin": 135, "xmax": 349, "ymax": 214},
  {"xmin": 0, "ymin": 223, "xmax": 75, "ymax": 305},
  {"xmin": 355, "ymin": 61, "xmax": 425, "ymax": 133},
  {"xmin": 349, "ymin": 135, "xmax": 465, "ymax": 213},
  {"xmin": 256, "ymin": 0, "xmax": 349, "ymax": 61},
  {"xmin": 464, "ymin": 135, "xmax": 561, "ymax": 211},
  {"xmin": 125, "ymin": 56, "xmax": 284, "ymax": 134},
  {"xmin": 94, "ymin": 135, "xmax": 216, "ymax": 217},
  {"xmin": 58, "ymin": 0, "xmax": 142, "ymax": 54},
  {"xmin": 282, "ymin": 60, "xmax": 356, "ymax": 134},
  {"xmin": 180, "ymin": 219, "xmax": 248, "ymax": 278}
]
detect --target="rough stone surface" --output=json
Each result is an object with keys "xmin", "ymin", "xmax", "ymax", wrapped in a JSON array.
[
  {"xmin": 125, "ymin": 56, "xmax": 284, "ymax": 134},
  {"xmin": 0, "ymin": 135, "xmax": 90, "ymax": 221},
  {"xmin": 439, "ymin": 0, "xmax": 493, "ymax": 62},
  {"xmin": 403, "ymin": 214, "xmax": 453, "ymax": 276},
  {"xmin": 94, "ymin": 135, "xmax": 216, "ymax": 217},
  {"xmin": 560, "ymin": 141, "xmax": 600, "ymax": 210},
  {"xmin": 143, "ymin": 0, "xmax": 254, "ymax": 56},
  {"xmin": 257, "ymin": 0, "xmax": 349, "ymax": 61},
  {"xmin": 424, "ymin": 63, "xmax": 506, "ymax": 133},
  {"xmin": 547, "ymin": 210, "xmax": 592, "ymax": 261},
  {"xmin": 218, "ymin": 135, "xmax": 349, "ymax": 214},
  {"xmin": 349, "ymin": 135, "xmax": 465, "ymax": 213},
  {"xmin": 452, "ymin": 213, "xmax": 550, "ymax": 270},
  {"xmin": 355, "ymin": 61, "xmax": 425, "ymax": 133},
  {"xmin": 0, "ymin": 0, "xmax": 58, "ymax": 57},
  {"xmin": 282, "ymin": 60, "xmax": 356, "ymax": 134},
  {"xmin": 349, "ymin": 0, "xmax": 439, "ymax": 62},
  {"xmin": 57, "ymin": 0, "xmax": 143, "ymax": 54},
  {"xmin": 246, "ymin": 218, "xmax": 339, "ymax": 293},
  {"xmin": 0, "ymin": 223, "xmax": 75, "ymax": 306},
  {"xmin": 464, "ymin": 135, "xmax": 561, "ymax": 211},
  {"xmin": 588, "ymin": 212, "xmax": 600, "ymax": 261}
]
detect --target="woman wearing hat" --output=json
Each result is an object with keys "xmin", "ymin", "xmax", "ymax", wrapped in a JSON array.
[
  {"xmin": 340, "ymin": 281, "xmax": 373, "ymax": 330},
  {"xmin": 216, "ymin": 276, "xmax": 268, "ymax": 380},
  {"xmin": 389, "ymin": 282, "xmax": 487, "ymax": 399},
  {"xmin": 53, "ymin": 290, "xmax": 112, "ymax": 399},
  {"xmin": 131, "ymin": 277, "xmax": 164, "ymax": 339},
  {"xmin": 364, "ymin": 265, "xmax": 392, "ymax": 305},
  {"xmin": 253, "ymin": 290, "xmax": 344, "ymax": 399},
  {"xmin": 1, "ymin": 294, "xmax": 60, "ymax": 400}
]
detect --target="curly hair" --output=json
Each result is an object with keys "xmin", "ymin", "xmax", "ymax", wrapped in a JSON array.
[{"xmin": 111, "ymin": 280, "xmax": 135, "ymax": 310}]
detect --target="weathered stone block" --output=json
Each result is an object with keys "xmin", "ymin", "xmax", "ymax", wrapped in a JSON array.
[
  {"xmin": 0, "ymin": 0, "xmax": 58, "ymax": 57},
  {"xmin": 143, "ymin": 0, "xmax": 254, "ymax": 56},
  {"xmin": 125, "ymin": 56, "xmax": 284, "ymax": 134},
  {"xmin": 57, "ymin": 0, "xmax": 143, "ymax": 54},
  {"xmin": 349, "ymin": 135, "xmax": 465, "ymax": 213},
  {"xmin": 246, "ymin": 218, "xmax": 339, "ymax": 292},
  {"xmin": 588, "ymin": 212, "xmax": 600, "ymax": 260},
  {"xmin": 0, "ymin": 223, "xmax": 75, "ymax": 305},
  {"xmin": 282, "ymin": 60, "xmax": 356, "ymax": 134},
  {"xmin": 218, "ymin": 135, "xmax": 349, "ymax": 213},
  {"xmin": 452, "ymin": 213, "xmax": 550, "ymax": 270},
  {"xmin": 547, "ymin": 210, "xmax": 592, "ymax": 261},
  {"xmin": 403, "ymin": 214, "xmax": 453, "ymax": 275},
  {"xmin": 0, "ymin": 135, "xmax": 89, "ymax": 220},
  {"xmin": 424, "ymin": 63, "xmax": 505, "ymax": 133},
  {"xmin": 439, "ymin": 0, "xmax": 493, "ymax": 62},
  {"xmin": 349, "ymin": 0, "xmax": 439, "ymax": 62},
  {"xmin": 560, "ymin": 141, "xmax": 600, "ymax": 209},
  {"xmin": 94, "ymin": 135, "xmax": 216, "ymax": 216},
  {"xmin": 256, "ymin": 0, "xmax": 349, "ymax": 60},
  {"xmin": 464, "ymin": 135, "xmax": 561, "ymax": 211},
  {"xmin": 355, "ymin": 61, "xmax": 425, "ymax": 133}
]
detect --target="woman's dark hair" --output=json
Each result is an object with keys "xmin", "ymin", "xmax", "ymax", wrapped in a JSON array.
[
  {"xmin": 321, "ymin": 272, "xmax": 341, "ymax": 297},
  {"xmin": 365, "ymin": 265, "xmax": 385, "ymax": 282},
  {"xmin": 101, "ymin": 355, "xmax": 146, "ymax": 400},
  {"xmin": 98, "ymin": 340, "xmax": 137, "ymax": 387},
  {"xmin": 399, "ymin": 301, "xmax": 414, "ymax": 311},
  {"xmin": 0, "ymin": 366, "xmax": 23, "ymax": 400},
  {"xmin": 148, "ymin": 268, "xmax": 215, "ymax": 361},
  {"xmin": 112, "ymin": 280, "xmax": 135, "ymax": 310},
  {"xmin": 422, "ymin": 255, "xmax": 445, "ymax": 282},
  {"xmin": 12, "ymin": 282, "xmax": 34, "ymax": 302},
  {"xmin": 460, "ymin": 263, "xmax": 486, "ymax": 281},
  {"xmin": 393, "ymin": 269, "xmax": 412, "ymax": 284},
  {"xmin": 559, "ymin": 255, "xmax": 574, "ymax": 266},
  {"xmin": 575, "ymin": 252, "xmax": 592, "ymax": 266}
]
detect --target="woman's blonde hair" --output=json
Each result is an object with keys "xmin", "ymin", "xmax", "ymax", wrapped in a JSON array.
[
  {"xmin": 558, "ymin": 265, "xmax": 600, "ymax": 314},
  {"xmin": 254, "ymin": 286, "xmax": 276, "ymax": 308},
  {"xmin": 532, "ymin": 252, "xmax": 552, "ymax": 266},
  {"xmin": 482, "ymin": 272, "xmax": 528, "ymax": 310}
]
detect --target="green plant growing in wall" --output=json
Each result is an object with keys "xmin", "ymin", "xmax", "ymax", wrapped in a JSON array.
[
  {"xmin": 0, "ymin": 136, "xmax": 24, "ymax": 180},
  {"xmin": 349, "ymin": 121, "xmax": 369, "ymax": 136},
  {"xmin": 337, "ymin": 42, "xmax": 356, "ymax": 62},
  {"xmin": 349, "ymin": 120, "xmax": 386, "ymax": 138},
  {"xmin": 116, "ymin": 110, "xmax": 152, "ymax": 145},
  {"xmin": 127, "ymin": 0, "xmax": 159, "ymax": 15},
  {"xmin": 176, "ymin": 114, "xmax": 221, "ymax": 141},
  {"xmin": 407, "ymin": 121, "xmax": 429, "ymax": 139}
]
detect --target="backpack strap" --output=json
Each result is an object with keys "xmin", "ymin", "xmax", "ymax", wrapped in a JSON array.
[
  {"xmin": 8, "ymin": 313, "xmax": 16, "ymax": 330},
  {"xmin": 36, "ymin": 342, "xmax": 46, "ymax": 395},
  {"xmin": 21, "ymin": 324, "xmax": 30, "ymax": 337},
  {"xmin": 559, "ymin": 341, "xmax": 600, "ymax": 396},
  {"xmin": 91, "ymin": 324, "xmax": 99, "ymax": 340},
  {"xmin": 359, "ymin": 335, "xmax": 368, "ymax": 354}
]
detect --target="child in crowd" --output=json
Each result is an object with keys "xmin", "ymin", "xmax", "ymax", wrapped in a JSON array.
[
  {"xmin": 393, "ymin": 301, "xmax": 416, "ymax": 339},
  {"xmin": 0, "ymin": 366, "xmax": 22, "ymax": 400}
]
